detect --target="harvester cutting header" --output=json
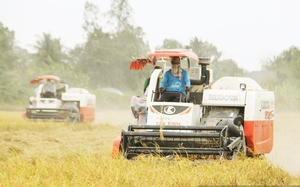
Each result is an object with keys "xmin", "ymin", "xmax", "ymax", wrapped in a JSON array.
[{"xmin": 112, "ymin": 49, "xmax": 275, "ymax": 160}]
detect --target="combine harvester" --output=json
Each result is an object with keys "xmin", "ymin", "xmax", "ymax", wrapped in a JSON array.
[
  {"xmin": 23, "ymin": 75, "xmax": 96, "ymax": 123},
  {"xmin": 112, "ymin": 49, "xmax": 275, "ymax": 160}
]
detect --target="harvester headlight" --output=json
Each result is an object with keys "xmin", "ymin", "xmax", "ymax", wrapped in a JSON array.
[{"xmin": 240, "ymin": 83, "xmax": 246, "ymax": 90}]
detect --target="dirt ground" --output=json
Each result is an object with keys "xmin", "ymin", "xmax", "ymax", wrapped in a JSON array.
[
  {"xmin": 94, "ymin": 109, "xmax": 134, "ymax": 126},
  {"xmin": 95, "ymin": 110, "xmax": 300, "ymax": 177},
  {"xmin": 265, "ymin": 112, "xmax": 300, "ymax": 177}
]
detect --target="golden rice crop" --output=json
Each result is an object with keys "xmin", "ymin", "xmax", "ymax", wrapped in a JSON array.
[{"xmin": 0, "ymin": 111, "xmax": 299, "ymax": 186}]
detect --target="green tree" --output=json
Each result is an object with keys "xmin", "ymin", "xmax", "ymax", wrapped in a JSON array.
[
  {"xmin": 156, "ymin": 39, "xmax": 184, "ymax": 50},
  {"xmin": 107, "ymin": 0, "xmax": 133, "ymax": 32},
  {"xmin": 189, "ymin": 37, "xmax": 221, "ymax": 63},
  {"xmin": 0, "ymin": 22, "xmax": 16, "ymax": 70},
  {"xmin": 188, "ymin": 37, "xmax": 246, "ymax": 81},
  {"xmin": 262, "ymin": 46, "xmax": 300, "ymax": 111},
  {"xmin": 27, "ymin": 32, "xmax": 90, "ymax": 88},
  {"xmin": 0, "ymin": 23, "xmax": 31, "ymax": 105},
  {"xmin": 211, "ymin": 59, "xmax": 246, "ymax": 80},
  {"xmin": 72, "ymin": 1, "xmax": 150, "ymax": 91},
  {"xmin": 263, "ymin": 46, "xmax": 300, "ymax": 83},
  {"xmin": 32, "ymin": 33, "xmax": 66, "ymax": 65},
  {"xmin": 82, "ymin": 1, "xmax": 101, "ymax": 35},
  {"xmin": 112, "ymin": 28, "xmax": 150, "ymax": 90}
]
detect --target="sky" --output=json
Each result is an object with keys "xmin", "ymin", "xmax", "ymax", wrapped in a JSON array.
[{"xmin": 1, "ymin": 0, "xmax": 300, "ymax": 72}]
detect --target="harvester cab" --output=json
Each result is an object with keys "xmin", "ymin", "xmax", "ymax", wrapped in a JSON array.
[
  {"xmin": 23, "ymin": 75, "xmax": 96, "ymax": 123},
  {"xmin": 112, "ymin": 49, "xmax": 275, "ymax": 160}
]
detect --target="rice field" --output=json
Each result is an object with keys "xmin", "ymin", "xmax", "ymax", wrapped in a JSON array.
[{"xmin": 0, "ymin": 111, "xmax": 299, "ymax": 186}]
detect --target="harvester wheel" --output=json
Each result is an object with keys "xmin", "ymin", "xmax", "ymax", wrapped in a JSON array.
[
  {"xmin": 238, "ymin": 125, "xmax": 247, "ymax": 156},
  {"xmin": 222, "ymin": 126, "xmax": 246, "ymax": 160},
  {"xmin": 240, "ymin": 135, "xmax": 247, "ymax": 156},
  {"xmin": 231, "ymin": 126, "xmax": 247, "ymax": 160},
  {"xmin": 63, "ymin": 103, "xmax": 81, "ymax": 124}
]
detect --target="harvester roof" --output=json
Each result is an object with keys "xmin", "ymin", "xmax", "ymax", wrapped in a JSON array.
[
  {"xmin": 149, "ymin": 49, "xmax": 199, "ymax": 62},
  {"xmin": 130, "ymin": 49, "xmax": 199, "ymax": 70},
  {"xmin": 30, "ymin": 75, "xmax": 62, "ymax": 84}
]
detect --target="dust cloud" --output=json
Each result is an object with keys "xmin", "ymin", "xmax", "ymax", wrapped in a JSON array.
[
  {"xmin": 94, "ymin": 109, "xmax": 134, "ymax": 126},
  {"xmin": 265, "ymin": 112, "xmax": 300, "ymax": 177}
]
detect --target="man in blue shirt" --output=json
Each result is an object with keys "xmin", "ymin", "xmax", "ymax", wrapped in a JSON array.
[{"xmin": 159, "ymin": 57, "xmax": 190, "ymax": 102}]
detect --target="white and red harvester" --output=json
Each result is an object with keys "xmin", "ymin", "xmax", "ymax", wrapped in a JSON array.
[
  {"xmin": 22, "ymin": 75, "xmax": 96, "ymax": 123},
  {"xmin": 112, "ymin": 49, "xmax": 275, "ymax": 159}
]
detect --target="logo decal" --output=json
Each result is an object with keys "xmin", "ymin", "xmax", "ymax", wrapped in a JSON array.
[
  {"xmin": 265, "ymin": 110, "xmax": 274, "ymax": 119},
  {"xmin": 208, "ymin": 94, "xmax": 239, "ymax": 101},
  {"xmin": 164, "ymin": 106, "xmax": 176, "ymax": 114}
]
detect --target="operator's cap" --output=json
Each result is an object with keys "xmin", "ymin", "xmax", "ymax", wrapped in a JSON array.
[{"xmin": 171, "ymin": 57, "xmax": 180, "ymax": 64}]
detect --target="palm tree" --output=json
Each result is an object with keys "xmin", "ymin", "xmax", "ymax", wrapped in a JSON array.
[{"xmin": 33, "ymin": 33, "xmax": 66, "ymax": 65}]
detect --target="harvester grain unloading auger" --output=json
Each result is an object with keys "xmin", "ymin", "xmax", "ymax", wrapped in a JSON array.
[{"xmin": 112, "ymin": 49, "xmax": 275, "ymax": 160}]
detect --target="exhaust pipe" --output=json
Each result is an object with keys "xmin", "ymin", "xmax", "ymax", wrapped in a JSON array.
[{"xmin": 190, "ymin": 57, "xmax": 210, "ymax": 86}]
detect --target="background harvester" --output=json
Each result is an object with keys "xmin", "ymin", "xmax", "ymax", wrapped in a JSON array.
[
  {"xmin": 23, "ymin": 75, "xmax": 96, "ymax": 123},
  {"xmin": 112, "ymin": 49, "xmax": 275, "ymax": 160}
]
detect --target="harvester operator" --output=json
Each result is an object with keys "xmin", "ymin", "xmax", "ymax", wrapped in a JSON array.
[
  {"xmin": 159, "ymin": 56, "xmax": 190, "ymax": 102},
  {"xmin": 42, "ymin": 79, "xmax": 56, "ymax": 98}
]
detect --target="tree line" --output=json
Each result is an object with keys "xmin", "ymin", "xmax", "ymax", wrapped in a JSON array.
[{"xmin": 0, "ymin": 0, "xmax": 299, "ymax": 111}]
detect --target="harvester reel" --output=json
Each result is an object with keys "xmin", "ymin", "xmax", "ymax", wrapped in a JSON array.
[{"xmin": 236, "ymin": 125, "xmax": 247, "ymax": 157}]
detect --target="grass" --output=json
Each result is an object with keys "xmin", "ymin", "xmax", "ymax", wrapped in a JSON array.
[{"xmin": 0, "ymin": 111, "xmax": 299, "ymax": 186}]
